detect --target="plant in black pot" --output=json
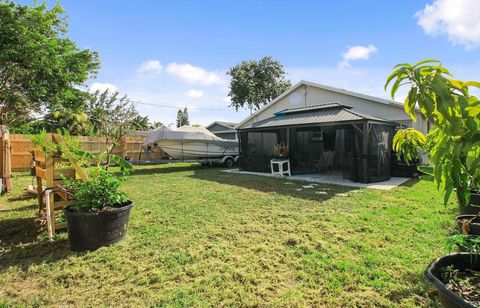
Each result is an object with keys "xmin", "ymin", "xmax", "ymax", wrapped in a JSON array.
[
  {"xmin": 386, "ymin": 59, "xmax": 480, "ymax": 307},
  {"xmin": 63, "ymin": 150, "xmax": 133, "ymax": 252}
]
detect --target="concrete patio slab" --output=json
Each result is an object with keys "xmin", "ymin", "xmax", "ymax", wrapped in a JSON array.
[{"xmin": 222, "ymin": 169, "xmax": 411, "ymax": 190}]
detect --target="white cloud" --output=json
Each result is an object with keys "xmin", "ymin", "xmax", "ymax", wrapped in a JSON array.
[
  {"xmin": 339, "ymin": 44, "xmax": 378, "ymax": 68},
  {"xmin": 137, "ymin": 60, "xmax": 163, "ymax": 74},
  {"xmin": 185, "ymin": 89, "xmax": 204, "ymax": 98},
  {"xmin": 89, "ymin": 82, "xmax": 118, "ymax": 93},
  {"xmin": 416, "ymin": 0, "xmax": 480, "ymax": 49},
  {"xmin": 166, "ymin": 62, "xmax": 225, "ymax": 85}
]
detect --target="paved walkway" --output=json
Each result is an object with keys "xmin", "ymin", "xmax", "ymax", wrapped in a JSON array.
[{"xmin": 222, "ymin": 169, "xmax": 411, "ymax": 190}]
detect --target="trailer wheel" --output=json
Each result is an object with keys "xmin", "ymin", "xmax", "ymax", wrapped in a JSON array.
[{"xmin": 224, "ymin": 157, "xmax": 235, "ymax": 168}]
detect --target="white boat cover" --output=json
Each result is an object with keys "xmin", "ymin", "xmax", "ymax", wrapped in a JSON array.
[{"xmin": 143, "ymin": 126, "xmax": 236, "ymax": 146}]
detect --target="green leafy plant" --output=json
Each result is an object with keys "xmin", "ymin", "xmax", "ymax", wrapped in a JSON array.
[
  {"xmin": 64, "ymin": 147, "xmax": 133, "ymax": 212},
  {"xmin": 273, "ymin": 142, "xmax": 289, "ymax": 156},
  {"xmin": 386, "ymin": 59, "xmax": 480, "ymax": 207},
  {"xmin": 31, "ymin": 130, "xmax": 133, "ymax": 212},
  {"xmin": 65, "ymin": 168, "xmax": 128, "ymax": 212},
  {"xmin": 392, "ymin": 128, "xmax": 426, "ymax": 165},
  {"xmin": 30, "ymin": 129, "xmax": 59, "ymax": 158},
  {"xmin": 30, "ymin": 129, "xmax": 91, "ymax": 167},
  {"xmin": 446, "ymin": 233, "xmax": 480, "ymax": 254}
]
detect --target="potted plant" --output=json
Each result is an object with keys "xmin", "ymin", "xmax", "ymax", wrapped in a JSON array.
[
  {"xmin": 425, "ymin": 253, "xmax": 480, "ymax": 308},
  {"xmin": 273, "ymin": 142, "xmax": 288, "ymax": 158},
  {"xmin": 61, "ymin": 144, "xmax": 133, "ymax": 252},
  {"xmin": 31, "ymin": 129, "xmax": 134, "ymax": 251},
  {"xmin": 64, "ymin": 165, "xmax": 133, "ymax": 252},
  {"xmin": 386, "ymin": 59, "xmax": 480, "ymax": 306}
]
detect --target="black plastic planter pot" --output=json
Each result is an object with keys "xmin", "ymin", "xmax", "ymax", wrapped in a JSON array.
[
  {"xmin": 472, "ymin": 190, "xmax": 480, "ymax": 206},
  {"xmin": 425, "ymin": 253, "xmax": 480, "ymax": 308},
  {"xmin": 64, "ymin": 201, "xmax": 133, "ymax": 252},
  {"xmin": 461, "ymin": 204, "xmax": 480, "ymax": 215},
  {"xmin": 461, "ymin": 191, "xmax": 480, "ymax": 215},
  {"xmin": 456, "ymin": 215, "xmax": 480, "ymax": 236}
]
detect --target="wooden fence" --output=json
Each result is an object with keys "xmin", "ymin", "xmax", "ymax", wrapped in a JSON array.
[{"xmin": 9, "ymin": 134, "xmax": 166, "ymax": 171}]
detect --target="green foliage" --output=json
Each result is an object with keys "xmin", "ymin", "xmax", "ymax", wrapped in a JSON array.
[
  {"xmin": 29, "ymin": 129, "xmax": 92, "ymax": 167},
  {"xmin": 227, "ymin": 56, "xmax": 291, "ymax": 111},
  {"xmin": 176, "ymin": 107, "xmax": 189, "ymax": 127},
  {"xmin": 130, "ymin": 115, "xmax": 161, "ymax": 131},
  {"xmin": 386, "ymin": 59, "xmax": 480, "ymax": 207},
  {"xmin": 0, "ymin": 1, "xmax": 99, "ymax": 127},
  {"xmin": 29, "ymin": 130, "xmax": 58, "ymax": 158},
  {"xmin": 86, "ymin": 89, "xmax": 139, "ymax": 165},
  {"xmin": 392, "ymin": 128, "xmax": 426, "ymax": 165},
  {"xmin": 446, "ymin": 234, "xmax": 480, "ymax": 254},
  {"xmin": 44, "ymin": 106, "xmax": 92, "ymax": 136},
  {"xmin": 65, "ymin": 168, "xmax": 128, "ymax": 212},
  {"xmin": 8, "ymin": 120, "xmax": 45, "ymax": 134},
  {"xmin": 87, "ymin": 90, "xmax": 137, "ymax": 137},
  {"xmin": 29, "ymin": 129, "xmax": 133, "ymax": 212}
]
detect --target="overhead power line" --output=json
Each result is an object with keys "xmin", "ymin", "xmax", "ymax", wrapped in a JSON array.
[{"xmin": 133, "ymin": 101, "xmax": 229, "ymax": 111}]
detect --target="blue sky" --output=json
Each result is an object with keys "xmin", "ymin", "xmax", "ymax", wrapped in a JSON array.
[{"xmin": 24, "ymin": 0, "xmax": 480, "ymax": 126}]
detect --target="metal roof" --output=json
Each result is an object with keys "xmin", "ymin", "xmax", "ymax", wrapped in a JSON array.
[
  {"xmin": 236, "ymin": 80, "xmax": 412, "ymax": 129},
  {"xmin": 240, "ymin": 103, "xmax": 392, "ymax": 129}
]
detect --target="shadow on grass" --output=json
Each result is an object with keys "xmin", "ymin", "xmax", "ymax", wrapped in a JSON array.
[
  {"xmin": 128, "ymin": 163, "xmax": 358, "ymax": 202},
  {"xmin": 0, "ymin": 216, "xmax": 71, "ymax": 271},
  {"xmin": 0, "ymin": 239, "xmax": 70, "ymax": 271},
  {"xmin": 7, "ymin": 194, "xmax": 37, "ymax": 202},
  {"xmin": 130, "ymin": 163, "xmax": 206, "ymax": 176},
  {"xmin": 399, "ymin": 178, "xmax": 420, "ymax": 188},
  {"xmin": 0, "ymin": 203, "xmax": 37, "ymax": 213},
  {"xmin": 189, "ymin": 167, "xmax": 358, "ymax": 203},
  {"xmin": 0, "ymin": 217, "xmax": 39, "ymax": 246}
]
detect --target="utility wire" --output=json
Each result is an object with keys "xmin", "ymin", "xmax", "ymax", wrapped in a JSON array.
[{"xmin": 133, "ymin": 101, "xmax": 229, "ymax": 111}]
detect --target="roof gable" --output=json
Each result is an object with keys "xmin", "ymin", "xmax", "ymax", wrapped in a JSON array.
[
  {"xmin": 240, "ymin": 103, "xmax": 391, "ymax": 129},
  {"xmin": 236, "ymin": 80, "xmax": 406, "ymax": 129}
]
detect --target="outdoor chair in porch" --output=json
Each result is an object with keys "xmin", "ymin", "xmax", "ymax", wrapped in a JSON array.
[{"xmin": 310, "ymin": 151, "xmax": 335, "ymax": 173}]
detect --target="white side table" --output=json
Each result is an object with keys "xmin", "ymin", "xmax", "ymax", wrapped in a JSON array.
[{"xmin": 270, "ymin": 158, "xmax": 291, "ymax": 177}]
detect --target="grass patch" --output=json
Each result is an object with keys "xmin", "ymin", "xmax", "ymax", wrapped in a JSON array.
[{"xmin": 0, "ymin": 163, "xmax": 457, "ymax": 306}]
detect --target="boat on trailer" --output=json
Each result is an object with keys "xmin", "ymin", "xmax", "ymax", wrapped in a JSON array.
[{"xmin": 142, "ymin": 126, "xmax": 239, "ymax": 166}]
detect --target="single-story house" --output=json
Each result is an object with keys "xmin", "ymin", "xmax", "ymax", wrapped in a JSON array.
[
  {"xmin": 236, "ymin": 80, "xmax": 428, "ymax": 183},
  {"xmin": 206, "ymin": 121, "xmax": 238, "ymax": 140}
]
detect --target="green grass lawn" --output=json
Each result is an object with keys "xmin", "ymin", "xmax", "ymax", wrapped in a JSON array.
[{"xmin": 0, "ymin": 163, "xmax": 457, "ymax": 306}]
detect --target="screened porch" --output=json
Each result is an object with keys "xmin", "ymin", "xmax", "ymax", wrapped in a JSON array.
[{"xmin": 237, "ymin": 103, "xmax": 395, "ymax": 183}]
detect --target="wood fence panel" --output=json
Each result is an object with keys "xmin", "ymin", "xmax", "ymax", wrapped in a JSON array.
[
  {"xmin": 9, "ymin": 134, "xmax": 167, "ymax": 171},
  {"xmin": 10, "ymin": 134, "xmax": 34, "ymax": 171}
]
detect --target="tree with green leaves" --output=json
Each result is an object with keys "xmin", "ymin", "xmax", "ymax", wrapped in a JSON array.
[
  {"xmin": 129, "ymin": 115, "xmax": 163, "ymax": 131},
  {"xmin": 43, "ymin": 106, "xmax": 92, "ymax": 135},
  {"xmin": 152, "ymin": 121, "xmax": 164, "ymax": 129},
  {"xmin": 130, "ymin": 115, "xmax": 152, "ymax": 131},
  {"xmin": 227, "ymin": 56, "xmax": 291, "ymax": 111},
  {"xmin": 176, "ymin": 107, "xmax": 190, "ymax": 127},
  {"xmin": 0, "ymin": 1, "xmax": 100, "ymax": 127},
  {"xmin": 182, "ymin": 107, "xmax": 190, "ymax": 126},
  {"xmin": 87, "ymin": 90, "xmax": 138, "ymax": 165},
  {"xmin": 386, "ymin": 59, "xmax": 480, "ymax": 208},
  {"xmin": 176, "ymin": 110, "xmax": 183, "ymax": 128}
]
